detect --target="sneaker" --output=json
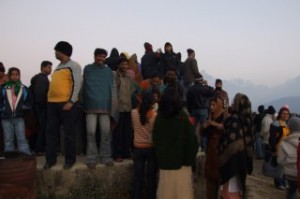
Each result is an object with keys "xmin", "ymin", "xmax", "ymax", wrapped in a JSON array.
[
  {"xmin": 86, "ymin": 163, "xmax": 97, "ymax": 169},
  {"xmin": 43, "ymin": 162, "xmax": 56, "ymax": 170},
  {"xmin": 63, "ymin": 163, "xmax": 75, "ymax": 170},
  {"xmin": 114, "ymin": 157, "xmax": 123, "ymax": 162},
  {"xmin": 105, "ymin": 161, "xmax": 114, "ymax": 167},
  {"xmin": 276, "ymin": 185, "xmax": 286, "ymax": 190}
]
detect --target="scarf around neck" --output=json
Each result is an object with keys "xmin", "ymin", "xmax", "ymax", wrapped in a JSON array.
[{"xmin": 5, "ymin": 80, "xmax": 22, "ymax": 95}]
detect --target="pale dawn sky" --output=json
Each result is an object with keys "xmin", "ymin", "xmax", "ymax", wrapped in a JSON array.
[{"xmin": 1, "ymin": 0, "xmax": 299, "ymax": 86}]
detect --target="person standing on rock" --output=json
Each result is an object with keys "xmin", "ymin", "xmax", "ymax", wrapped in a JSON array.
[
  {"xmin": 81, "ymin": 48, "xmax": 118, "ymax": 168},
  {"xmin": 0, "ymin": 67, "xmax": 32, "ymax": 155},
  {"xmin": 30, "ymin": 61, "xmax": 52, "ymax": 154},
  {"xmin": 181, "ymin": 48, "xmax": 200, "ymax": 101},
  {"xmin": 113, "ymin": 57, "xmax": 136, "ymax": 162},
  {"xmin": 44, "ymin": 41, "xmax": 82, "ymax": 170}
]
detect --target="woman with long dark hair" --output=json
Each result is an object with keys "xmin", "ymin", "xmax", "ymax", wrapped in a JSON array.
[
  {"xmin": 269, "ymin": 107, "xmax": 291, "ymax": 190},
  {"xmin": 131, "ymin": 91, "xmax": 158, "ymax": 199},
  {"xmin": 153, "ymin": 88, "xmax": 198, "ymax": 199},
  {"xmin": 203, "ymin": 98, "xmax": 225, "ymax": 199}
]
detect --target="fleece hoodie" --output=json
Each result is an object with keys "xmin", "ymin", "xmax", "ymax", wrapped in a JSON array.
[{"xmin": 278, "ymin": 131, "xmax": 300, "ymax": 179}]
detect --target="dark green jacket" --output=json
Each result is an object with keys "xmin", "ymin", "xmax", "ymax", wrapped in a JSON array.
[{"xmin": 153, "ymin": 110, "xmax": 198, "ymax": 170}]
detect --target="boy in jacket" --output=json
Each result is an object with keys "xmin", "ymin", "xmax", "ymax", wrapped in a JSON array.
[{"xmin": 0, "ymin": 67, "xmax": 32, "ymax": 154}]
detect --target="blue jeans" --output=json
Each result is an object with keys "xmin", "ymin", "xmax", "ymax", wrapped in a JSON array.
[
  {"xmin": 133, "ymin": 147, "xmax": 157, "ymax": 199},
  {"xmin": 191, "ymin": 108, "xmax": 208, "ymax": 151},
  {"xmin": 255, "ymin": 137, "xmax": 265, "ymax": 159},
  {"xmin": 2, "ymin": 118, "xmax": 30, "ymax": 154},
  {"xmin": 85, "ymin": 113, "xmax": 112, "ymax": 164}
]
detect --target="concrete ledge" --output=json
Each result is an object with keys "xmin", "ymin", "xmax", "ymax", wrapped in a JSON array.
[
  {"xmin": 37, "ymin": 156, "xmax": 133, "ymax": 199},
  {"xmin": 36, "ymin": 152, "xmax": 206, "ymax": 198}
]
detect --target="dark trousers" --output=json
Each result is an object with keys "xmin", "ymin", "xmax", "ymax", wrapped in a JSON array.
[
  {"xmin": 35, "ymin": 105, "xmax": 47, "ymax": 152},
  {"xmin": 206, "ymin": 178, "xmax": 219, "ymax": 199},
  {"xmin": 286, "ymin": 179, "xmax": 297, "ymax": 199},
  {"xmin": 45, "ymin": 102, "xmax": 78, "ymax": 165},
  {"xmin": 113, "ymin": 112, "xmax": 132, "ymax": 159},
  {"xmin": 133, "ymin": 147, "xmax": 157, "ymax": 199}
]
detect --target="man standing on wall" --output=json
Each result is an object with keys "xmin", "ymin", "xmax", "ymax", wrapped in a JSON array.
[{"xmin": 44, "ymin": 41, "xmax": 82, "ymax": 170}]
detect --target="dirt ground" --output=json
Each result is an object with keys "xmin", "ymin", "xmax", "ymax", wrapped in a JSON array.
[
  {"xmin": 197, "ymin": 158, "xmax": 298, "ymax": 199},
  {"xmin": 246, "ymin": 159, "xmax": 299, "ymax": 199}
]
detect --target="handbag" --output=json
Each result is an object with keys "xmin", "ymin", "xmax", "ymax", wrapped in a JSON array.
[{"xmin": 262, "ymin": 159, "xmax": 283, "ymax": 178}]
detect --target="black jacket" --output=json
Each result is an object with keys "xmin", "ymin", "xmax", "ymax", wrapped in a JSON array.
[
  {"xmin": 141, "ymin": 51, "xmax": 161, "ymax": 79},
  {"xmin": 105, "ymin": 48, "xmax": 120, "ymax": 71},
  {"xmin": 186, "ymin": 82, "xmax": 214, "ymax": 113},
  {"xmin": 30, "ymin": 73, "xmax": 49, "ymax": 108},
  {"xmin": 161, "ymin": 52, "xmax": 180, "ymax": 76},
  {"xmin": 0, "ymin": 84, "xmax": 32, "ymax": 119}
]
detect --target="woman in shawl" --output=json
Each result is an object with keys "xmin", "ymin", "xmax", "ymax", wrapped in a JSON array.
[
  {"xmin": 128, "ymin": 53, "xmax": 143, "ymax": 83},
  {"xmin": 203, "ymin": 98, "xmax": 225, "ymax": 199},
  {"xmin": 219, "ymin": 93, "xmax": 253, "ymax": 199}
]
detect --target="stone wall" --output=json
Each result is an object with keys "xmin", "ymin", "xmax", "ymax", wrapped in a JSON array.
[{"xmin": 36, "ymin": 153, "xmax": 205, "ymax": 199}]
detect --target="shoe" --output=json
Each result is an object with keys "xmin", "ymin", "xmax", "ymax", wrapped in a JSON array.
[
  {"xmin": 276, "ymin": 185, "xmax": 286, "ymax": 190},
  {"xmin": 86, "ymin": 163, "xmax": 97, "ymax": 169},
  {"xmin": 105, "ymin": 161, "xmax": 114, "ymax": 167},
  {"xmin": 43, "ymin": 162, "xmax": 55, "ymax": 170},
  {"xmin": 114, "ymin": 157, "xmax": 123, "ymax": 162},
  {"xmin": 63, "ymin": 163, "xmax": 75, "ymax": 170}
]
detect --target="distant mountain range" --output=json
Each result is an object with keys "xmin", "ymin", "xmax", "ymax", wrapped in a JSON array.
[{"xmin": 201, "ymin": 70, "xmax": 300, "ymax": 114}]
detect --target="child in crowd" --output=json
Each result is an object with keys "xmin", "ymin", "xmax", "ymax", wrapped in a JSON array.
[
  {"xmin": 132, "ymin": 91, "xmax": 158, "ymax": 199},
  {"xmin": 0, "ymin": 67, "xmax": 32, "ymax": 154}
]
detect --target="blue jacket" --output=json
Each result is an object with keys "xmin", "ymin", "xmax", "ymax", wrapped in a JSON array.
[{"xmin": 0, "ymin": 84, "xmax": 32, "ymax": 119}]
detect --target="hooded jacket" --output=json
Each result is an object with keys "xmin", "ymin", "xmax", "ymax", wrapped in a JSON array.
[
  {"xmin": 278, "ymin": 131, "xmax": 300, "ymax": 179},
  {"xmin": 105, "ymin": 48, "xmax": 120, "ymax": 71}
]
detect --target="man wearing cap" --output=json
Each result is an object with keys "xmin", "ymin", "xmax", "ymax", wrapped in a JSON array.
[
  {"xmin": 186, "ymin": 74, "xmax": 214, "ymax": 151},
  {"xmin": 44, "ymin": 41, "xmax": 82, "ymax": 170},
  {"xmin": 81, "ymin": 48, "xmax": 118, "ymax": 168},
  {"xmin": 182, "ymin": 48, "xmax": 200, "ymax": 101}
]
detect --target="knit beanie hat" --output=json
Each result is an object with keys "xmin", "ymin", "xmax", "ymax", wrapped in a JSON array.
[
  {"xmin": 288, "ymin": 117, "xmax": 300, "ymax": 132},
  {"xmin": 54, "ymin": 41, "xmax": 72, "ymax": 57},
  {"xmin": 195, "ymin": 74, "xmax": 203, "ymax": 81}
]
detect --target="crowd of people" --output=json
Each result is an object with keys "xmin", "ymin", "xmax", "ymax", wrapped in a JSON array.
[
  {"xmin": 253, "ymin": 104, "xmax": 300, "ymax": 198},
  {"xmin": 0, "ymin": 40, "xmax": 299, "ymax": 198}
]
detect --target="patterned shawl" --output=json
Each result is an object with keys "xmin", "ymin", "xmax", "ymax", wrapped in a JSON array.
[{"xmin": 219, "ymin": 93, "xmax": 253, "ymax": 184}]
